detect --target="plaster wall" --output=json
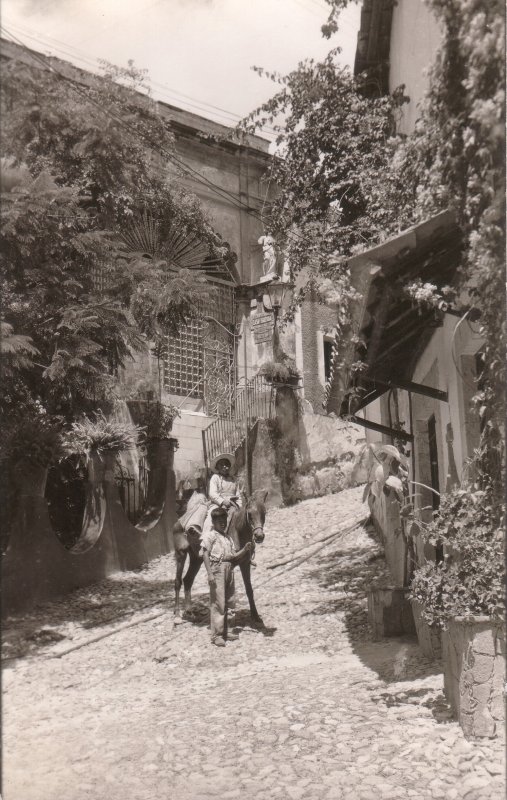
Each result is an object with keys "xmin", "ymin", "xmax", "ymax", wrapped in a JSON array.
[
  {"xmin": 389, "ymin": 0, "xmax": 442, "ymax": 135},
  {"xmin": 410, "ymin": 315, "xmax": 483, "ymax": 490},
  {"xmin": 244, "ymin": 412, "xmax": 367, "ymax": 507},
  {"xmin": 362, "ymin": 315, "xmax": 483, "ymax": 582},
  {"xmin": 360, "ymin": 313, "xmax": 483, "ymax": 584},
  {"xmin": 363, "ymin": 315, "xmax": 482, "ymax": 496},
  {"xmin": 171, "ymin": 411, "xmax": 216, "ymax": 482},
  {"xmin": 360, "ymin": 397, "xmax": 384, "ymax": 445},
  {"xmin": 168, "ymin": 135, "xmax": 271, "ymax": 286},
  {"xmin": 119, "ymin": 345, "xmax": 160, "ymax": 399}
]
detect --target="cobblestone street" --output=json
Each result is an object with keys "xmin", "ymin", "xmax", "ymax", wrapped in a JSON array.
[{"xmin": 2, "ymin": 486, "xmax": 505, "ymax": 800}]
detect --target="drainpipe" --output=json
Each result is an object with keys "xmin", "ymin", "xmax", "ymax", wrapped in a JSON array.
[
  {"xmin": 408, "ymin": 390, "xmax": 416, "ymax": 497},
  {"xmin": 242, "ymin": 304, "xmax": 251, "ymax": 494}
]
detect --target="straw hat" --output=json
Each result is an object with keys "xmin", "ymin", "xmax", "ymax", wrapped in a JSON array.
[{"xmin": 211, "ymin": 452, "xmax": 236, "ymax": 473}]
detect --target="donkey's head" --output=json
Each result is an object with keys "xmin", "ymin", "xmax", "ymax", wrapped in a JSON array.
[{"xmin": 243, "ymin": 488, "xmax": 268, "ymax": 543}]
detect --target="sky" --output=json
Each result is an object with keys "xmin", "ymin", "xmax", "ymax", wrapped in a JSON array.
[{"xmin": 0, "ymin": 0, "xmax": 361, "ymax": 139}]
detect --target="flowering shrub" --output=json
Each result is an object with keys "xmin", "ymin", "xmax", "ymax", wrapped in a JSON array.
[{"xmin": 404, "ymin": 280, "xmax": 456, "ymax": 312}]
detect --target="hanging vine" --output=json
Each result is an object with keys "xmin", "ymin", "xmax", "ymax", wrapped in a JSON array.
[{"xmin": 242, "ymin": 0, "xmax": 504, "ymax": 508}]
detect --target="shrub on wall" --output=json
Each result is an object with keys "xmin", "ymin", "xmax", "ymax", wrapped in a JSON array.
[
  {"xmin": 409, "ymin": 475, "xmax": 505, "ymax": 628},
  {"xmin": 259, "ymin": 359, "xmax": 300, "ymax": 385},
  {"xmin": 127, "ymin": 400, "xmax": 179, "ymax": 440}
]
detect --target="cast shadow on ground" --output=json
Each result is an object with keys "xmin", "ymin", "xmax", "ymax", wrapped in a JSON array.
[
  {"xmin": 180, "ymin": 595, "xmax": 277, "ymax": 638},
  {"xmin": 2, "ymin": 571, "xmax": 176, "ymax": 661},
  {"xmin": 302, "ymin": 524, "xmax": 441, "ymax": 684},
  {"xmin": 372, "ymin": 687, "xmax": 454, "ymax": 724}
]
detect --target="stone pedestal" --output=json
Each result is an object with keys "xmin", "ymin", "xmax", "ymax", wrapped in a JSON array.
[
  {"xmin": 367, "ymin": 586, "xmax": 416, "ymax": 641},
  {"xmin": 412, "ymin": 599, "xmax": 442, "ymax": 660},
  {"xmin": 442, "ymin": 616, "xmax": 505, "ymax": 739}
]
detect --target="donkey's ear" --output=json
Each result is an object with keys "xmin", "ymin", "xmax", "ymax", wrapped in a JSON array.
[{"xmin": 256, "ymin": 488, "xmax": 268, "ymax": 503}]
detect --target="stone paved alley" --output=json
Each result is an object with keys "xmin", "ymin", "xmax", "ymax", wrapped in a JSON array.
[{"xmin": 2, "ymin": 486, "xmax": 505, "ymax": 800}]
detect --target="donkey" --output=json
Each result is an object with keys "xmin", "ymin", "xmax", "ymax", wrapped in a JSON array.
[{"xmin": 173, "ymin": 489, "xmax": 268, "ymax": 625}]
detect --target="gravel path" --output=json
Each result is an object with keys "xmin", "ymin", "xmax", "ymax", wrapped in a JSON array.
[{"xmin": 2, "ymin": 485, "xmax": 504, "ymax": 800}]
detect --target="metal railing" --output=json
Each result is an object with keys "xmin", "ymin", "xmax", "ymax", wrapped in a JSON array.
[
  {"xmin": 115, "ymin": 454, "xmax": 149, "ymax": 523},
  {"xmin": 202, "ymin": 374, "xmax": 274, "ymax": 467}
]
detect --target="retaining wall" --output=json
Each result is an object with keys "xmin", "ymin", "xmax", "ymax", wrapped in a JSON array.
[{"xmin": 1, "ymin": 440, "xmax": 178, "ymax": 615}]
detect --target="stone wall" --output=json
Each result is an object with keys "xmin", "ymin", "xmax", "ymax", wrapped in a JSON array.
[
  {"xmin": 442, "ymin": 617, "xmax": 505, "ymax": 739},
  {"xmin": 235, "ymin": 419, "xmax": 282, "ymax": 509},
  {"xmin": 237, "ymin": 404, "xmax": 367, "ymax": 508},
  {"xmin": 296, "ymin": 414, "xmax": 367, "ymax": 500}
]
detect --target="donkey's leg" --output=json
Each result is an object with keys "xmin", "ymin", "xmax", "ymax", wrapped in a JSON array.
[
  {"xmin": 173, "ymin": 524, "xmax": 189, "ymax": 624},
  {"xmin": 174, "ymin": 548, "xmax": 188, "ymax": 624},
  {"xmin": 183, "ymin": 552, "xmax": 203, "ymax": 614},
  {"xmin": 239, "ymin": 561, "xmax": 263, "ymax": 625}
]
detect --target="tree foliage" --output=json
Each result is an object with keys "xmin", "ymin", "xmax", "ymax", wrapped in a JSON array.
[
  {"xmin": 0, "ymin": 55, "xmax": 227, "ymax": 432},
  {"xmin": 241, "ymin": 54, "xmax": 408, "ymax": 278}
]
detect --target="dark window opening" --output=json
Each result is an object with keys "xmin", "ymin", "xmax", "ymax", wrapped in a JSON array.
[
  {"xmin": 323, "ymin": 339, "xmax": 334, "ymax": 383},
  {"xmin": 475, "ymin": 350, "xmax": 486, "ymax": 434},
  {"xmin": 428, "ymin": 414, "xmax": 443, "ymax": 563}
]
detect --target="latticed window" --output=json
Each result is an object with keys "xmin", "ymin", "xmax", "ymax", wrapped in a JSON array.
[
  {"xmin": 164, "ymin": 280, "xmax": 236, "ymax": 405},
  {"xmin": 164, "ymin": 320, "xmax": 204, "ymax": 398},
  {"xmin": 91, "ymin": 262, "xmax": 110, "ymax": 293},
  {"xmin": 90, "ymin": 259, "xmax": 122, "ymax": 293},
  {"xmin": 201, "ymin": 281, "xmax": 235, "ymax": 325}
]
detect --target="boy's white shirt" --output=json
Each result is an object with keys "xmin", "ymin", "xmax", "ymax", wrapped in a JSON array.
[{"xmin": 199, "ymin": 527, "xmax": 237, "ymax": 564}]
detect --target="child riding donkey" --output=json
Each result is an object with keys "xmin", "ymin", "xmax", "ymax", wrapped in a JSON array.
[{"xmin": 204, "ymin": 452, "xmax": 256, "ymax": 566}]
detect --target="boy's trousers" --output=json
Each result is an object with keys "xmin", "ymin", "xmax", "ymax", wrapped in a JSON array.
[{"xmin": 210, "ymin": 562, "xmax": 235, "ymax": 640}]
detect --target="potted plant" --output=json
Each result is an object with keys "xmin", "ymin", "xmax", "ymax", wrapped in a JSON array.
[
  {"xmin": 127, "ymin": 400, "xmax": 179, "ymax": 441},
  {"xmin": 259, "ymin": 358, "xmax": 301, "ymax": 387},
  {"xmin": 4, "ymin": 416, "xmax": 64, "ymax": 496},
  {"xmin": 63, "ymin": 412, "xmax": 144, "ymax": 483},
  {"xmin": 409, "ymin": 478, "xmax": 505, "ymax": 738}
]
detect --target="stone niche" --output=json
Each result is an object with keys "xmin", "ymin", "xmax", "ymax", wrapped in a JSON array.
[{"xmin": 442, "ymin": 616, "xmax": 505, "ymax": 739}]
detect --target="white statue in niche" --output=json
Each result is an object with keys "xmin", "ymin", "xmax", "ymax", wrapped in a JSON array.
[{"xmin": 258, "ymin": 235, "xmax": 278, "ymax": 278}]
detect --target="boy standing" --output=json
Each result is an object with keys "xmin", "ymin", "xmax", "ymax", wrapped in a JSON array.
[{"xmin": 200, "ymin": 506, "xmax": 251, "ymax": 647}]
